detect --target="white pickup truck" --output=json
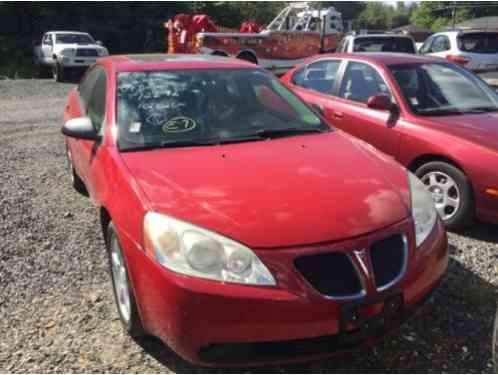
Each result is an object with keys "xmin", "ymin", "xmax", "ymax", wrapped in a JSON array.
[{"xmin": 33, "ymin": 31, "xmax": 108, "ymax": 82}]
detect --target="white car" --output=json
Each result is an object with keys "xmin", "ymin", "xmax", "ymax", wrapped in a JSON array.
[
  {"xmin": 419, "ymin": 30, "xmax": 498, "ymax": 72},
  {"xmin": 336, "ymin": 33, "xmax": 417, "ymax": 54},
  {"xmin": 33, "ymin": 31, "xmax": 109, "ymax": 82}
]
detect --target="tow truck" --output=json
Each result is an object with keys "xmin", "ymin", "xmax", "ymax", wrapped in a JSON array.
[{"xmin": 165, "ymin": 2, "xmax": 344, "ymax": 73}]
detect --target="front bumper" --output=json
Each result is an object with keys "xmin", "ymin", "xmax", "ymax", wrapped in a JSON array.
[
  {"xmin": 122, "ymin": 218, "xmax": 448, "ymax": 366},
  {"xmin": 56, "ymin": 56, "xmax": 98, "ymax": 68}
]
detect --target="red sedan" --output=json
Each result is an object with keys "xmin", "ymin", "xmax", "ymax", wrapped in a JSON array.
[
  {"xmin": 282, "ymin": 53, "xmax": 498, "ymax": 230},
  {"xmin": 62, "ymin": 54, "xmax": 447, "ymax": 366}
]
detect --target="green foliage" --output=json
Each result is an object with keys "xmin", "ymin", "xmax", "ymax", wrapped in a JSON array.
[{"xmin": 356, "ymin": 2, "xmax": 414, "ymax": 30}]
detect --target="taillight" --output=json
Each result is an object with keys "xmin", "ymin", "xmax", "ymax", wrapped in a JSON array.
[{"xmin": 446, "ymin": 54, "xmax": 471, "ymax": 66}]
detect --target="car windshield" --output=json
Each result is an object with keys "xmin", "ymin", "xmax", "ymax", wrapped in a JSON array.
[
  {"xmin": 55, "ymin": 33, "xmax": 94, "ymax": 44},
  {"xmin": 353, "ymin": 37, "xmax": 416, "ymax": 53},
  {"xmin": 390, "ymin": 63, "xmax": 498, "ymax": 116},
  {"xmin": 458, "ymin": 32, "xmax": 498, "ymax": 54},
  {"xmin": 116, "ymin": 69, "xmax": 328, "ymax": 151}
]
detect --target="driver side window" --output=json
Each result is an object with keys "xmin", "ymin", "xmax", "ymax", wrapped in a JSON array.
[
  {"xmin": 339, "ymin": 61, "xmax": 391, "ymax": 104},
  {"xmin": 42, "ymin": 34, "xmax": 53, "ymax": 45},
  {"xmin": 419, "ymin": 36, "xmax": 434, "ymax": 54}
]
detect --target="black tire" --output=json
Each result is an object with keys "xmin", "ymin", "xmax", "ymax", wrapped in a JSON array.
[
  {"xmin": 66, "ymin": 147, "xmax": 88, "ymax": 196},
  {"xmin": 52, "ymin": 63, "xmax": 65, "ymax": 82},
  {"xmin": 237, "ymin": 51, "xmax": 258, "ymax": 65},
  {"xmin": 36, "ymin": 64, "xmax": 50, "ymax": 79},
  {"xmin": 415, "ymin": 161, "xmax": 474, "ymax": 230},
  {"xmin": 493, "ymin": 305, "xmax": 497, "ymax": 373},
  {"xmin": 106, "ymin": 222, "xmax": 146, "ymax": 338}
]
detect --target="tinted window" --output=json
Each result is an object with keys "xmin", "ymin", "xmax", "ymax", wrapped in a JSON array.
[
  {"xmin": 390, "ymin": 63, "xmax": 498, "ymax": 115},
  {"xmin": 353, "ymin": 37, "xmax": 416, "ymax": 53},
  {"xmin": 55, "ymin": 33, "xmax": 95, "ymax": 45},
  {"xmin": 458, "ymin": 32, "xmax": 498, "ymax": 54},
  {"xmin": 116, "ymin": 69, "xmax": 327, "ymax": 151},
  {"xmin": 339, "ymin": 62, "xmax": 391, "ymax": 103},
  {"xmin": 292, "ymin": 60, "xmax": 341, "ymax": 94},
  {"xmin": 87, "ymin": 71, "xmax": 107, "ymax": 132},
  {"xmin": 43, "ymin": 34, "xmax": 53, "ymax": 45},
  {"xmin": 430, "ymin": 35, "xmax": 450, "ymax": 53}
]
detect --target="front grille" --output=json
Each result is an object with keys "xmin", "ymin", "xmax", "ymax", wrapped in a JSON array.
[
  {"xmin": 370, "ymin": 234, "xmax": 407, "ymax": 291},
  {"xmin": 76, "ymin": 48, "xmax": 98, "ymax": 57},
  {"xmin": 294, "ymin": 252, "xmax": 363, "ymax": 298}
]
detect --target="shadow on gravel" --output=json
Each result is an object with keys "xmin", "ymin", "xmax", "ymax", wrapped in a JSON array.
[
  {"xmin": 454, "ymin": 221, "xmax": 498, "ymax": 244},
  {"xmin": 132, "ymin": 258, "xmax": 497, "ymax": 373}
]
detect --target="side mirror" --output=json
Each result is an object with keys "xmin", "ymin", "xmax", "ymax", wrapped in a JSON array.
[
  {"xmin": 367, "ymin": 94, "xmax": 396, "ymax": 112},
  {"xmin": 96, "ymin": 40, "xmax": 103, "ymax": 46},
  {"xmin": 62, "ymin": 117, "xmax": 100, "ymax": 141}
]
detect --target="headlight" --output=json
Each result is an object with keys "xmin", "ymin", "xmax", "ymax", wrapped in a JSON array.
[
  {"xmin": 408, "ymin": 173, "xmax": 437, "ymax": 247},
  {"xmin": 143, "ymin": 212, "xmax": 276, "ymax": 286},
  {"xmin": 97, "ymin": 48, "xmax": 108, "ymax": 57},
  {"xmin": 60, "ymin": 48, "xmax": 76, "ymax": 57}
]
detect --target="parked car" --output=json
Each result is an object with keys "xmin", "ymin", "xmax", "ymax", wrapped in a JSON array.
[
  {"xmin": 33, "ymin": 31, "xmax": 108, "ymax": 82},
  {"xmin": 336, "ymin": 33, "xmax": 417, "ymax": 54},
  {"xmin": 282, "ymin": 53, "xmax": 498, "ymax": 229},
  {"xmin": 62, "ymin": 54, "xmax": 447, "ymax": 366},
  {"xmin": 419, "ymin": 29, "xmax": 498, "ymax": 72}
]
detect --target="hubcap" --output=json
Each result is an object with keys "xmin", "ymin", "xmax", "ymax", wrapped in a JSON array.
[
  {"xmin": 421, "ymin": 171, "xmax": 460, "ymax": 221},
  {"xmin": 110, "ymin": 236, "xmax": 131, "ymax": 323}
]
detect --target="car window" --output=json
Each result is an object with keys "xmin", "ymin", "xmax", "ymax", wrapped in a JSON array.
[
  {"xmin": 55, "ymin": 33, "xmax": 95, "ymax": 45},
  {"xmin": 430, "ymin": 35, "xmax": 450, "ymax": 53},
  {"xmin": 353, "ymin": 37, "xmax": 416, "ymax": 53},
  {"xmin": 116, "ymin": 69, "xmax": 327, "ymax": 151},
  {"xmin": 458, "ymin": 32, "xmax": 498, "ymax": 54},
  {"xmin": 419, "ymin": 36, "xmax": 434, "ymax": 54},
  {"xmin": 291, "ymin": 60, "xmax": 341, "ymax": 94},
  {"xmin": 86, "ymin": 70, "xmax": 107, "ymax": 132},
  {"xmin": 78, "ymin": 67, "xmax": 102, "ymax": 111},
  {"xmin": 43, "ymin": 34, "xmax": 53, "ymax": 45},
  {"xmin": 339, "ymin": 61, "xmax": 391, "ymax": 103},
  {"xmin": 390, "ymin": 63, "xmax": 498, "ymax": 115}
]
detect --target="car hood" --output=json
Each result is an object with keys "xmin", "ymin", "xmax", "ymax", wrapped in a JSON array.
[
  {"xmin": 54, "ymin": 43, "xmax": 103, "ymax": 50},
  {"xmin": 121, "ymin": 132, "xmax": 410, "ymax": 249},
  {"xmin": 427, "ymin": 113, "xmax": 498, "ymax": 151}
]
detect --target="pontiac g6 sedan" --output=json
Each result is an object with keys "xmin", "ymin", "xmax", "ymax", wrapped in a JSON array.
[
  {"xmin": 282, "ymin": 53, "xmax": 498, "ymax": 230},
  {"xmin": 62, "ymin": 54, "xmax": 448, "ymax": 366}
]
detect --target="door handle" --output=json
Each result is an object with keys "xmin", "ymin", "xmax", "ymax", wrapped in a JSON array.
[{"xmin": 333, "ymin": 111, "xmax": 344, "ymax": 119}]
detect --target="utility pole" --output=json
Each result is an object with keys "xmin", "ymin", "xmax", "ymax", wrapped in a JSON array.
[{"xmin": 452, "ymin": 1, "xmax": 457, "ymax": 28}]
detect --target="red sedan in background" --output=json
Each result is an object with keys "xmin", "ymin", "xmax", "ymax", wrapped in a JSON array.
[
  {"xmin": 62, "ymin": 54, "xmax": 447, "ymax": 366},
  {"xmin": 282, "ymin": 53, "xmax": 498, "ymax": 230}
]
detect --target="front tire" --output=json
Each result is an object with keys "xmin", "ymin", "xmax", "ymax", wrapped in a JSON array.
[
  {"xmin": 415, "ymin": 161, "xmax": 474, "ymax": 230},
  {"xmin": 52, "ymin": 63, "xmax": 65, "ymax": 82},
  {"xmin": 106, "ymin": 222, "xmax": 145, "ymax": 338}
]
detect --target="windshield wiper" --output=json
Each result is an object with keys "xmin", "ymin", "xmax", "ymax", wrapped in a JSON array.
[
  {"xmin": 462, "ymin": 106, "xmax": 498, "ymax": 113},
  {"xmin": 120, "ymin": 139, "xmax": 217, "ymax": 152},
  {"xmin": 416, "ymin": 107, "xmax": 465, "ymax": 116},
  {"xmin": 253, "ymin": 127, "xmax": 328, "ymax": 139}
]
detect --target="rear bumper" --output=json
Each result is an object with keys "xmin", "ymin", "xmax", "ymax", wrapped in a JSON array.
[{"xmin": 122, "ymin": 219, "xmax": 448, "ymax": 366}]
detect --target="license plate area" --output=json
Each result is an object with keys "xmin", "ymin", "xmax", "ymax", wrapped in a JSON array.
[{"xmin": 339, "ymin": 290, "xmax": 404, "ymax": 341}]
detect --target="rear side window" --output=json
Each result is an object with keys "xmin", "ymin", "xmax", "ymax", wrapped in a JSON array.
[
  {"xmin": 86, "ymin": 71, "xmax": 107, "ymax": 132},
  {"xmin": 353, "ymin": 37, "xmax": 416, "ymax": 53},
  {"xmin": 458, "ymin": 33, "xmax": 498, "ymax": 54},
  {"xmin": 292, "ymin": 60, "xmax": 341, "ymax": 94}
]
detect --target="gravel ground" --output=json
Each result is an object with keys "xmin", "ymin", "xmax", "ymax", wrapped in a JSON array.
[{"xmin": 0, "ymin": 79, "xmax": 497, "ymax": 373}]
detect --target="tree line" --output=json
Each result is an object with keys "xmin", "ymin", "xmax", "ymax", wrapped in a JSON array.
[{"xmin": 2, "ymin": 2, "xmax": 498, "ymax": 78}]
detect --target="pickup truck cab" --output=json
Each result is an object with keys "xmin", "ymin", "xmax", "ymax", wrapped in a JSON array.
[{"xmin": 33, "ymin": 31, "xmax": 109, "ymax": 82}]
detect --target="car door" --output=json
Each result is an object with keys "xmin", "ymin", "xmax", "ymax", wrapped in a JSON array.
[
  {"xmin": 330, "ymin": 60, "xmax": 401, "ymax": 156},
  {"xmin": 286, "ymin": 58, "xmax": 345, "ymax": 120}
]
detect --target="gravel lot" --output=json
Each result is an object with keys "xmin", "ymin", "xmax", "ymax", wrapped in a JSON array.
[{"xmin": 0, "ymin": 79, "xmax": 497, "ymax": 373}]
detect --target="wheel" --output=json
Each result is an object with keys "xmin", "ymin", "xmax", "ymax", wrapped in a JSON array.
[
  {"xmin": 66, "ymin": 146, "xmax": 88, "ymax": 196},
  {"xmin": 52, "ymin": 63, "xmax": 65, "ymax": 82},
  {"xmin": 415, "ymin": 161, "xmax": 474, "ymax": 230},
  {"xmin": 35, "ymin": 63, "xmax": 50, "ymax": 78},
  {"xmin": 106, "ymin": 222, "xmax": 145, "ymax": 338},
  {"xmin": 493, "ymin": 307, "xmax": 497, "ymax": 373},
  {"xmin": 237, "ymin": 51, "xmax": 258, "ymax": 65}
]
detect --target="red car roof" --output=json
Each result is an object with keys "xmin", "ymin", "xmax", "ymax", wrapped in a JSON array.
[
  {"xmin": 97, "ymin": 53, "xmax": 256, "ymax": 72},
  {"xmin": 306, "ymin": 52, "xmax": 446, "ymax": 66}
]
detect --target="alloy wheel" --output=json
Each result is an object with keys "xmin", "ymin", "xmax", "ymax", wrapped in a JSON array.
[
  {"xmin": 110, "ymin": 236, "xmax": 131, "ymax": 323},
  {"xmin": 421, "ymin": 171, "xmax": 461, "ymax": 221}
]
